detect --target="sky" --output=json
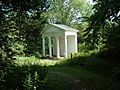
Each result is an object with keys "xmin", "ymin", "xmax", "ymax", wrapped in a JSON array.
[{"xmin": 87, "ymin": 0, "xmax": 94, "ymax": 4}]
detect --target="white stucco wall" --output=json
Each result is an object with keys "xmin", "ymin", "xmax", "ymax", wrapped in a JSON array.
[
  {"xmin": 67, "ymin": 35, "xmax": 76, "ymax": 55},
  {"xmin": 59, "ymin": 37, "xmax": 65, "ymax": 56}
]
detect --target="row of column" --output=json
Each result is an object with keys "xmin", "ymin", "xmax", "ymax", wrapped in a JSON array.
[{"xmin": 42, "ymin": 36, "xmax": 68, "ymax": 58}]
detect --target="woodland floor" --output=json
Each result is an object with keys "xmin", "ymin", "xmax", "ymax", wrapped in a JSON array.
[
  {"xmin": 16, "ymin": 56, "xmax": 116, "ymax": 90},
  {"xmin": 49, "ymin": 71, "xmax": 84, "ymax": 90}
]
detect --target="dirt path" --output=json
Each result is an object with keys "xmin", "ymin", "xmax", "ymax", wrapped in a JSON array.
[{"xmin": 49, "ymin": 71, "xmax": 87, "ymax": 90}]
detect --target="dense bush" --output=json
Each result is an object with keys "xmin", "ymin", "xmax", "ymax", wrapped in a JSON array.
[
  {"xmin": 78, "ymin": 43, "xmax": 96, "ymax": 52},
  {"xmin": 3, "ymin": 64, "xmax": 48, "ymax": 90},
  {"xmin": 97, "ymin": 47, "xmax": 120, "ymax": 60},
  {"xmin": 0, "ymin": 1, "xmax": 49, "ymax": 89}
]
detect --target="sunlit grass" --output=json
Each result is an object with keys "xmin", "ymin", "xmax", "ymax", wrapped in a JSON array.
[{"xmin": 15, "ymin": 56, "xmax": 63, "ymax": 66}]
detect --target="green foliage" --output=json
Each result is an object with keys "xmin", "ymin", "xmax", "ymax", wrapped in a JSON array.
[
  {"xmin": 12, "ymin": 42, "xmax": 25, "ymax": 55},
  {"xmin": 22, "ymin": 14, "xmax": 48, "ymax": 56},
  {"xmin": 46, "ymin": 0, "xmax": 93, "ymax": 45},
  {"xmin": 85, "ymin": 0, "xmax": 120, "ymax": 48},
  {"xmin": 47, "ymin": 0, "xmax": 92, "ymax": 25},
  {"xmin": 0, "ymin": 0, "xmax": 49, "ymax": 89},
  {"xmin": 4, "ymin": 64, "xmax": 48, "ymax": 90},
  {"xmin": 0, "ymin": 13, "xmax": 16, "ymax": 89},
  {"xmin": 97, "ymin": 47, "xmax": 120, "ymax": 59},
  {"xmin": 78, "ymin": 43, "xmax": 97, "ymax": 52}
]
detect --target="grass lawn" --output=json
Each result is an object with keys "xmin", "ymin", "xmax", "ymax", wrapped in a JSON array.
[
  {"xmin": 15, "ymin": 56, "xmax": 60, "ymax": 66},
  {"xmin": 48, "ymin": 66, "xmax": 112, "ymax": 90},
  {"xmin": 15, "ymin": 56, "xmax": 117, "ymax": 90}
]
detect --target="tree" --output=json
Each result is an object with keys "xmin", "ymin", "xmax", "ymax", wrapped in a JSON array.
[
  {"xmin": 47, "ymin": 0, "xmax": 92, "ymax": 26},
  {"xmin": 0, "ymin": 0, "xmax": 49, "ymax": 89},
  {"xmin": 85, "ymin": 0, "xmax": 120, "ymax": 58},
  {"xmin": 45, "ymin": 0, "xmax": 92, "ymax": 44},
  {"xmin": 23, "ymin": 14, "xmax": 48, "ymax": 56}
]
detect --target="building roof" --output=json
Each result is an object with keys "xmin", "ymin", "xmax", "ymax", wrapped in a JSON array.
[{"xmin": 52, "ymin": 24, "xmax": 79, "ymax": 32}]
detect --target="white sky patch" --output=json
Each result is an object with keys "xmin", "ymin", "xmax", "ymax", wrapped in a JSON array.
[
  {"xmin": 86, "ymin": 0, "xmax": 94, "ymax": 4},
  {"xmin": 117, "ymin": 11, "xmax": 120, "ymax": 16}
]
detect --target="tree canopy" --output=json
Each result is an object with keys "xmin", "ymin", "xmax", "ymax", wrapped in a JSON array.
[
  {"xmin": 0, "ymin": 0, "xmax": 49, "ymax": 89},
  {"xmin": 85, "ymin": 0, "xmax": 120, "ymax": 47},
  {"xmin": 46, "ymin": 0, "xmax": 92, "ymax": 26},
  {"xmin": 45, "ymin": 0, "xmax": 92, "ymax": 44}
]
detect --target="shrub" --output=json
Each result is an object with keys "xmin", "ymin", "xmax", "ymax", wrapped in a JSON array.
[
  {"xmin": 0, "ymin": 48, "xmax": 15, "ymax": 89},
  {"xmin": 112, "ymin": 70, "xmax": 120, "ymax": 83},
  {"xmin": 78, "ymin": 43, "xmax": 96, "ymax": 52},
  {"xmin": 97, "ymin": 47, "xmax": 120, "ymax": 60},
  {"xmin": 4, "ymin": 64, "xmax": 48, "ymax": 90}
]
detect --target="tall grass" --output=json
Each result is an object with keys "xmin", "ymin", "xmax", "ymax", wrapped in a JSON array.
[{"xmin": 15, "ymin": 56, "xmax": 59, "ymax": 66}]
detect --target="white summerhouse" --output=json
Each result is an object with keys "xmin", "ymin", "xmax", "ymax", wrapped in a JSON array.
[{"xmin": 42, "ymin": 24, "xmax": 78, "ymax": 58}]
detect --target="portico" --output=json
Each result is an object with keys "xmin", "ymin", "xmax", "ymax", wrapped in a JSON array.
[{"xmin": 42, "ymin": 24, "xmax": 78, "ymax": 58}]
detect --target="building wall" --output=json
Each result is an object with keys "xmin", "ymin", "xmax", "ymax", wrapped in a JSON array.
[
  {"xmin": 67, "ymin": 35, "xmax": 76, "ymax": 55},
  {"xmin": 59, "ymin": 37, "xmax": 65, "ymax": 56},
  {"xmin": 52, "ymin": 35, "xmax": 77, "ymax": 57},
  {"xmin": 43, "ymin": 24, "xmax": 78, "ymax": 58}
]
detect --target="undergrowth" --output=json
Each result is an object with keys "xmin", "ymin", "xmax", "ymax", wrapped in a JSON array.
[{"xmin": 4, "ymin": 63, "xmax": 48, "ymax": 90}]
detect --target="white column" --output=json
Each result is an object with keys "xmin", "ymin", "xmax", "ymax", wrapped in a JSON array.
[
  {"xmin": 64, "ymin": 35, "xmax": 67, "ymax": 58},
  {"xmin": 48, "ymin": 36, "xmax": 52, "ymax": 57},
  {"xmin": 56, "ymin": 36, "xmax": 60, "ymax": 58},
  {"xmin": 42, "ymin": 37, "xmax": 45, "ymax": 57},
  {"xmin": 75, "ymin": 34, "xmax": 77, "ymax": 53}
]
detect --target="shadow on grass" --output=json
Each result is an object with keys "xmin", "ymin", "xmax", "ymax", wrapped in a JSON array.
[
  {"xmin": 46, "ymin": 55, "xmax": 120, "ymax": 90},
  {"xmin": 55, "ymin": 55, "xmax": 120, "ymax": 77}
]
